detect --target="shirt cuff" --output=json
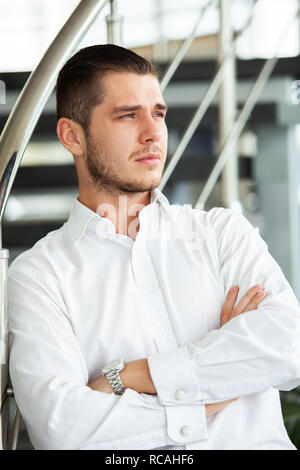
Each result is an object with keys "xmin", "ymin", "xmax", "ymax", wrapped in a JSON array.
[
  {"xmin": 148, "ymin": 346, "xmax": 208, "ymax": 444},
  {"xmin": 165, "ymin": 403, "xmax": 208, "ymax": 444},
  {"xmin": 147, "ymin": 345, "xmax": 199, "ymax": 405}
]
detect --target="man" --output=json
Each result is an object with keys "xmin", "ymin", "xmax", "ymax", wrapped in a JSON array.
[{"xmin": 8, "ymin": 44, "xmax": 300, "ymax": 450}]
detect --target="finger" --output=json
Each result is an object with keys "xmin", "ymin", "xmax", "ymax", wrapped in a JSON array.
[
  {"xmin": 244, "ymin": 290, "xmax": 266, "ymax": 312},
  {"xmin": 220, "ymin": 286, "xmax": 239, "ymax": 326},
  {"xmin": 233, "ymin": 284, "xmax": 263, "ymax": 316},
  {"xmin": 222, "ymin": 286, "xmax": 239, "ymax": 315},
  {"xmin": 215, "ymin": 398, "xmax": 239, "ymax": 408},
  {"xmin": 205, "ymin": 398, "xmax": 239, "ymax": 417}
]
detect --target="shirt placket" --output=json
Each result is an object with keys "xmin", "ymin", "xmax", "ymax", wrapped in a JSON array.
[
  {"xmin": 131, "ymin": 205, "xmax": 207, "ymax": 449},
  {"xmin": 131, "ymin": 206, "xmax": 178, "ymax": 353}
]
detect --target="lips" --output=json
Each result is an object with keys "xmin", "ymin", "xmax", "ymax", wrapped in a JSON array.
[{"xmin": 136, "ymin": 154, "xmax": 160, "ymax": 162}]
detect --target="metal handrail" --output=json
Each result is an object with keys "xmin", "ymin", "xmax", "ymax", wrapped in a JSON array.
[
  {"xmin": 159, "ymin": 0, "xmax": 258, "ymax": 191},
  {"xmin": 0, "ymin": 0, "xmax": 108, "ymax": 231},
  {"xmin": 160, "ymin": 0, "xmax": 216, "ymax": 92},
  {"xmin": 197, "ymin": 57, "xmax": 276, "ymax": 206},
  {"xmin": 196, "ymin": 4, "xmax": 300, "ymax": 206},
  {"xmin": 106, "ymin": 0, "xmax": 123, "ymax": 45},
  {"xmin": 0, "ymin": 0, "xmax": 108, "ymax": 451},
  {"xmin": 8, "ymin": 402, "xmax": 21, "ymax": 450}
]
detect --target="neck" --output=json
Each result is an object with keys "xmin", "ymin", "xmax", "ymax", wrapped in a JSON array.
[{"xmin": 78, "ymin": 186, "xmax": 151, "ymax": 240}]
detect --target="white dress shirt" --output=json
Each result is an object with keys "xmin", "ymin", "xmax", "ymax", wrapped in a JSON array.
[{"xmin": 8, "ymin": 188, "xmax": 300, "ymax": 450}]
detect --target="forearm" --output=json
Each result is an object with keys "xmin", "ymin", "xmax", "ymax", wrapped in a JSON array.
[
  {"xmin": 88, "ymin": 358, "xmax": 157, "ymax": 395},
  {"xmin": 88, "ymin": 357, "xmax": 236, "ymax": 420},
  {"xmin": 148, "ymin": 307, "xmax": 300, "ymax": 408},
  {"xmin": 122, "ymin": 358, "xmax": 157, "ymax": 394}
]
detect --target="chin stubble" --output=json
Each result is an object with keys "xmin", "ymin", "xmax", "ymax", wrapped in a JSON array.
[{"xmin": 86, "ymin": 138, "xmax": 163, "ymax": 195}]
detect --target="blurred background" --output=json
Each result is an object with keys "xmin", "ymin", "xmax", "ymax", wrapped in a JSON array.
[{"xmin": 0, "ymin": 0, "xmax": 300, "ymax": 450}]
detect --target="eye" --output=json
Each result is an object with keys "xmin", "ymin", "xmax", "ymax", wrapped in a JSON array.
[
  {"xmin": 153, "ymin": 112, "xmax": 166, "ymax": 119},
  {"xmin": 119, "ymin": 113, "xmax": 135, "ymax": 119}
]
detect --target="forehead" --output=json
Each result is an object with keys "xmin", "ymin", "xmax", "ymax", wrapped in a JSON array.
[{"xmin": 100, "ymin": 72, "xmax": 165, "ymax": 108}]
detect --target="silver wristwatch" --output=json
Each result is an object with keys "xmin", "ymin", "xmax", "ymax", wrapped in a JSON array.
[{"xmin": 101, "ymin": 358, "xmax": 125, "ymax": 395}]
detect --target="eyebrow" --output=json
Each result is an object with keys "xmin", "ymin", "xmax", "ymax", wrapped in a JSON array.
[{"xmin": 110, "ymin": 103, "xmax": 168, "ymax": 115}]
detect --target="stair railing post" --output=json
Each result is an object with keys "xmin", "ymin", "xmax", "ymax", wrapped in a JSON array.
[
  {"xmin": 106, "ymin": 0, "xmax": 124, "ymax": 45},
  {"xmin": 218, "ymin": 0, "xmax": 239, "ymax": 209}
]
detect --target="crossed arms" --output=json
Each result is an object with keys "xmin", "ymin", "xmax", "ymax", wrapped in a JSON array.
[{"xmin": 88, "ymin": 284, "xmax": 267, "ymax": 418}]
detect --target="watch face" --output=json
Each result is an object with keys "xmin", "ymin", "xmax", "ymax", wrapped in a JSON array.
[{"xmin": 102, "ymin": 359, "xmax": 124, "ymax": 374}]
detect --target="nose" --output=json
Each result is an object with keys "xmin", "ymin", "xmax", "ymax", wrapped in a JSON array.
[{"xmin": 138, "ymin": 115, "xmax": 162, "ymax": 146}]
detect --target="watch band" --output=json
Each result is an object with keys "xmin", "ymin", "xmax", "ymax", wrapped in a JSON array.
[
  {"xmin": 105, "ymin": 370, "xmax": 125, "ymax": 395},
  {"xmin": 101, "ymin": 359, "xmax": 125, "ymax": 395}
]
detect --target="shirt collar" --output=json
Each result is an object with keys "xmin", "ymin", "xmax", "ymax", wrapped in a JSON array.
[
  {"xmin": 150, "ymin": 187, "xmax": 169, "ymax": 206},
  {"xmin": 66, "ymin": 187, "xmax": 169, "ymax": 243}
]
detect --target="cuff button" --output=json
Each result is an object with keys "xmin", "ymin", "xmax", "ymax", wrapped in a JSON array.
[
  {"xmin": 180, "ymin": 425, "xmax": 192, "ymax": 437},
  {"xmin": 175, "ymin": 389, "xmax": 186, "ymax": 401}
]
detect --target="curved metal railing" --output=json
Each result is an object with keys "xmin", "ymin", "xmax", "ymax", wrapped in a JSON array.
[
  {"xmin": 0, "ymin": 0, "xmax": 108, "ymax": 450},
  {"xmin": 0, "ymin": 0, "xmax": 108, "ymax": 228}
]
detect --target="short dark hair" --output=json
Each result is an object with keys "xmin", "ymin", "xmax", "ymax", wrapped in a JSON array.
[{"xmin": 56, "ymin": 44, "xmax": 159, "ymax": 135}]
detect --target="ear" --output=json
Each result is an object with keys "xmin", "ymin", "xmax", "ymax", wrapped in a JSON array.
[{"xmin": 56, "ymin": 118, "xmax": 86, "ymax": 157}]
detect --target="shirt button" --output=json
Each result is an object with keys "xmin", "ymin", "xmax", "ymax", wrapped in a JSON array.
[
  {"xmin": 180, "ymin": 425, "xmax": 192, "ymax": 437},
  {"xmin": 142, "ymin": 283, "xmax": 154, "ymax": 290},
  {"xmin": 154, "ymin": 324, "xmax": 164, "ymax": 333},
  {"xmin": 175, "ymin": 390, "xmax": 186, "ymax": 401}
]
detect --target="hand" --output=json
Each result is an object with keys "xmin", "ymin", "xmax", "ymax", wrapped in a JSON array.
[
  {"xmin": 220, "ymin": 284, "xmax": 266, "ymax": 327},
  {"xmin": 205, "ymin": 398, "xmax": 239, "ymax": 418},
  {"xmin": 205, "ymin": 284, "xmax": 266, "ymax": 418}
]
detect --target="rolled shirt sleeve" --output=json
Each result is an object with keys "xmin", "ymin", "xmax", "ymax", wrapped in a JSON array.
[
  {"xmin": 8, "ymin": 265, "xmax": 207, "ymax": 450},
  {"xmin": 148, "ymin": 207, "xmax": 300, "ymax": 405}
]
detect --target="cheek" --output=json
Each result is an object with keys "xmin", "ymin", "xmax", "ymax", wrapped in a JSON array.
[
  {"xmin": 97, "ymin": 126, "xmax": 134, "ymax": 155},
  {"xmin": 111, "ymin": 123, "xmax": 136, "ymax": 143}
]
